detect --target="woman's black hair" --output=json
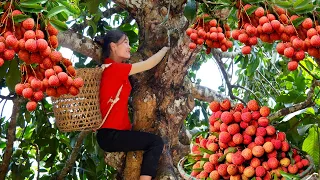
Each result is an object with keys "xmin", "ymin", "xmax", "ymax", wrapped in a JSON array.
[{"xmin": 95, "ymin": 29, "xmax": 127, "ymax": 61}]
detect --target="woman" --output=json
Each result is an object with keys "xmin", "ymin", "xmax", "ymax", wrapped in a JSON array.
[{"xmin": 96, "ymin": 29, "xmax": 169, "ymax": 180}]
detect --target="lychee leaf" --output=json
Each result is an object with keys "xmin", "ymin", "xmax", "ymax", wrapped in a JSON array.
[
  {"xmin": 12, "ymin": 14, "xmax": 30, "ymax": 23},
  {"xmin": 274, "ymin": 0, "xmax": 292, "ymax": 9},
  {"xmin": 0, "ymin": 60, "xmax": 10, "ymax": 80},
  {"xmin": 291, "ymin": 17, "xmax": 305, "ymax": 27},
  {"xmin": 49, "ymin": 18, "xmax": 68, "ymax": 31},
  {"xmin": 279, "ymin": 170, "xmax": 300, "ymax": 179},
  {"xmin": 200, "ymin": 158, "xmax": 209, "ymax": 161},
  {"xmin": 47, "ymin": 6, "xmax": 68, "ymax": 19},
  {"xmin": 5, "ymin": 59, "xmax": 21, "ymax": 93},
  {"xmin": 20, "ymin": 0, "xmax": 48, "ymax": 5},
  {"xmin": 218, "ymin": 154, "xmax": 226, "ymax": 162},
  {"xmin": 199, "ymin": 147, "xmax": 214, "ymax": 154},
  {"xmin": 245, "ymin": 6, "xmax": 258, "ymax": 16},
  {"xmin": 302, "ymin": 126, "xmax": 319, "ymax": 167},
  {"xmin": 294, "ymin": 4, "xmax": 315, "ymax": 14},
  {"xmin": 183, "ymin": 0, "xmax": 197, "ymax": 22},
  {"xmin": 293, "ymin": 0, "xmax": 311, "ymax": 9}
]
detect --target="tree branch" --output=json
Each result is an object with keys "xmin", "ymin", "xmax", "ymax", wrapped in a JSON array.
[
  {"xmin": 232, "ymin": 84, "xmax": 261, "ymax": 104},
  {"xmin": 57, "ymin": 30, "xmax": 102, "ymax": 63},
  {"xmin": 0, "ymin": 97, "xmax": 22, "ymax": 179},
  {"xmin": 211, "ymin": 49, "xmax": 246, "ymax": 105},
  {"xmin": 269, "ymin": 80, "xmax": 316, "ymax": 121},
  {"xmin": 57, "ymin": 131, "xmax": 90, "ymax": 180},
  {"xmin": 189, "ymin": 82, "xmax": 229, "ymax": 103}
]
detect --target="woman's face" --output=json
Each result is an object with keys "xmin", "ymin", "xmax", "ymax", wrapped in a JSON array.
[{"xmin": 112, "ymin": 35, "xmax": 131, "ymax": 61}]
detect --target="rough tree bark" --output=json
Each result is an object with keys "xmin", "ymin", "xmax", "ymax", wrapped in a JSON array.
[
  {"xmin": 56, "ymin": 1, "xmax": 228, "ymax": 179},
  {"xmin": 0, "ymin": 97, "xmax": 22, "ymax": 179}
]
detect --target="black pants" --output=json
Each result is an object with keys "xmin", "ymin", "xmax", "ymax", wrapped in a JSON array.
[{"xmin": 96, "ymin": 128, "xmax": 164, "ymax": 178}]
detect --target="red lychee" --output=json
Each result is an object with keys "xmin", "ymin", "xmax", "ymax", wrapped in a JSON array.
[
  {"xmin": 26, "ymin": 101, "xmax": 37, "ymax": 111},
  {"xmin": 209, "ymin": 101, "xmax": 220, "ymax": 112},
  {"xmin": 232, "ymin": 152, "xmax": 244, "ymax": 165},
  {"xmin": 288, "ymin": 61, "xmax": 298, "ymax": 71},
  {"xmin": 221, "ymin": 111, "xmax": 234, "ymax": 124},
  {"xmin": 220, "ymin": 99, "xmax": 231, "ymax": 111},
  {"xmin": 22, "ymin": 18, "xmax": 35, "ymax": 30},
  {"xmin": 22, "ymin": 87, "xmax": 33, "ymax": 98},
  {"xmin": 241, "ymin": 112, "xmax": 252, "ymax": 122},
  {"xmin": 227, "ymin": 123, "xmax": 240, "ymax": 135},
  {"xmin": 258, "ymin": 117, "xmax": 269, "ymax": 127},
  {"xmin": 252, "ymin": 145, "xmax": 265, "ymax": 157},
  {"xmin": 219, "ymin": 132, "xmax": 232, "ymax": 144}
]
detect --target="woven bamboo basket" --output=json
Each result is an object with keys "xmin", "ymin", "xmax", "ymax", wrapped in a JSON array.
[
  {"xmin": 52, "ymin": 67, "xmax": 104, "ymax": 132},
  {"xmin": 177, "ymin": 155, "xmax": 315, "ymax": 179}
]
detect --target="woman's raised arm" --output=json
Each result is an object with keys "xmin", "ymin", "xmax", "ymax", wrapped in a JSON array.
[{"xmin": 129, "ymin": 47, "xmax": 170, "ymax": 75}]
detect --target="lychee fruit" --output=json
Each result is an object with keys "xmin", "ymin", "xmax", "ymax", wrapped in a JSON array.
[
  {"xmin": 22, "ymin": 87, "xmax": 33, "ymax": 99},
  {"xmin": 288, "ymin": 61, "xmax": 298, "ymax": 71},
  {"xmin": 255, "ymin": 166, "xmax": 266, "ymax": 177},
  {"xmin": 220, "ymin": 99, "xmax": 231, "ymax": 111},
  {"xmin": 258, "ymin": 117, "xmax": 269, "ymax": 127},
  {"xmin": 26, "ymin": 101, "xmax": 37, "ymax": 111},
  {"xmin": 252, "ymin": 145, "xmax": 265, "ymax": 157},
  {"xmin": 203, "ymin": 162, "xmax": 214, "ymax": 173},
  {"xmin": 219, "ymin": 132, "xmax": 232, "ymax": 143},
  {"xmin": 241, "ymin": 148, "xmax": 252, "ymax": 160},
  {"xmin": 231, "ymin": 152, "xmax": 245, "ymax": 165},
  {"xmin": 22, "ymin": 18, "xmax": 35, "ymax": 30},
  {"xmin": 221, "ymin": 111, "xmax": 234, "ymax": 124},
  {"xmin": 247, "ymin": 100, "xmax": 259, "ymax": 111},
  {"xmin": 209, "ymin": 101, "xmax": 220, "ymax": 112},
  {"xmin": 241, "ymin": 112, "xmax": 252, "ymax": 122}
]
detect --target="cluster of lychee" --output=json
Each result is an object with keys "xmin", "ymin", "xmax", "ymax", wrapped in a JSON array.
[
  {"xmin": 1, "ymin": 4, "xmax": 83, "ymax": 111},
  {"xmin": 232, "ymin": 4, "xmax": 320, "ymax": 71},
  {"xmin": 186, "ymin": 15, "xmax": 233, "ymax": 54},
  {"xmin": 186, "ymin": 99, "xmax": 310, "ymax": 180}
]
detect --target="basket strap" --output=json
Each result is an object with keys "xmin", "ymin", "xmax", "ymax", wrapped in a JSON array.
[
  {"xmin": 101, "ymin": 63, "xmax": 112, "ymax": 70},
  {"xmin": 95, "ymin": 84, "xmax": 123, "ymax": 130}
]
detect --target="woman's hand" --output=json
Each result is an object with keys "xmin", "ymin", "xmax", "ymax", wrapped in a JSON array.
[{"xmin": 129, "ymin": 46, "xmax": 170, "ymax": 75}]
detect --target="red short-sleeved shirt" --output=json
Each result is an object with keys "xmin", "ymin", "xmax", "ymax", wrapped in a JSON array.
[{"xmin": 99, "ymin": 58, "xmax": 132, "ymax": 130}]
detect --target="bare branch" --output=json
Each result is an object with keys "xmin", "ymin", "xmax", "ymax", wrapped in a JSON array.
[
  {"xmin": 57, "ymin": 30, "xmax": 102, "ymax": 63},
  {"xmin": 0, "ymin": 97, "xmax": 22, "ymax": 179},
  {"xmin": 212, "ymin": 49, "xmax": 246, "ymax": 105},
  {"xmin": 190, "ymin": 83, "xmax": 229, "ymax": 103},
  {"xmin": 256, "ymin": 70, "xmax": 280, "ymax": 96},
  {"xmin": 57, "ymin": 131, "xmax": 90, "ymax": 180},
  {"xmin": 269, "ymin": 80, "xmax": 316, "ymax": 121}
]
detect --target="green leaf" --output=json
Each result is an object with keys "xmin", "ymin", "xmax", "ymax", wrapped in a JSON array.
[
  {"xmin": 184, "ymin": 0, "xmax": 197, "ymax": 21},
  {"xmin": 87, "ymin": 20, "xmax": 97, "ymax": 36},
  {"xmin": 20, "ymin": 3, "xmax": 43, "ymax": 9},
  {"xmin": 20, "ymin": 0, "xmax": 48, "ymax": 5},
  {"xmin": 5, "ymin": 59, "xmax": 20, "ymax": 93},
  {"xmin": 247, "ymin": 56, "xmax": 259, "ymax": 76},
  {"xmin": 0, "ymin": 60, "xmax": 10, "ymax": 80},
  {"xmin": 57, "ymin": 0, "xmax": 81, "ymax": 15},
  {"xmin": 302, "ymin": 126, "xmax": 319, "ymax": 167},
  {"xmin": 12, "ymin": 14, "xmax": 31, "ymax": 23},
  {"xmin": 291, "ymin": 17, "xmax": 305, "ymax": 27},
  {"xmin": 199, "ymin": 147, "xmax": 214, "ymax": 154},
  {"xmin": 294, "ymin": 4, "xmax": 315, "ymax": 14},
  {"xmin": 293, "ymin": 0, "xmax": 311, "ymax": 8},
  {"xmin": 47, "ymin": 6, "xmax": 68, "ymax": 19},
  {"xmin": 279, "ymin": 170, "xmax": 300, "ymax": 179},
  {"xmin": 245, "ymin": 6, "xmax": 258, "ymax": 16},
  {"xmin": 49, "ymin": 18, "xmax": 68, "ymax": 31},
  {"xmin": 275, "ymin": 0, "xmax": 292, "ymax": 8}
]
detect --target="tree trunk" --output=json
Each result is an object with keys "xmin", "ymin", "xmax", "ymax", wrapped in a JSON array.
[{"xmin": 57, "ymin": 1, "xmax": 226, "ymax": 179}]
